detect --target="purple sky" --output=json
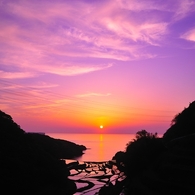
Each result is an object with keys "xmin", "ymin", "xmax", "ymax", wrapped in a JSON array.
[{"xmin": 1, "ymin": 0, "xmax": 195, "ymax": 134}]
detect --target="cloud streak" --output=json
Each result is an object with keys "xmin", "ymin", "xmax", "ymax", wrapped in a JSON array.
[
  {"xmin": 77, "ymin": 93, "xmax": 111, "ymax": 98},
  {"xmin": 181, "ymin": 28, "xmax": 195, "ymax": 42},
  {"xmin": 0, "ymin": 71, "xmax": 38, "ymax": 79},
  {"xmin": 2, "ymin": 0, "xmax": 191, "ymax": 80},
  {"xmin": 0, "ymin": 1, "xmax": 194, "ymax": 79},
  {"xmin": 37, "ymin": 64, "xmax": 113, "ymax": 76}
]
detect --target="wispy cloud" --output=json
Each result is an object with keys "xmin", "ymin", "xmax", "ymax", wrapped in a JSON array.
[
  {"xmin": 0, "ymin": 79, "xmax": 76, "ymax": 113},
  {"xmin": 0, "ymin": 71, "xmax": 38, "ymax": 79},
  {"xmin": 28, "ymin": 82, "xmax": 59, "ymax": 89},
  {"xmin": 77, "ymin": 93, "xmax": 111, "ymax": 98},
  {"xmin": 0, "ymin": 0, "xmax": 170, "ymax": 70},
  {"xmin": 37, "ymin": 64, "xmax": 113, "ymax": 76},
  {"xmin": 181, "ymin": 28, "xmax": 195, "ymax": 42},
  {"xmin": 0, "ymin": 0, "xmax": 194, "ymax": 81},
  {"xmin": 172, "ymin": 0, "xmax": 195, "ymax": 21}
]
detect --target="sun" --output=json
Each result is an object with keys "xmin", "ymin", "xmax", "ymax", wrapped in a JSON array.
[{"xmin": 100, "ymin": 125, "xmax": 104, "ymax": 129}]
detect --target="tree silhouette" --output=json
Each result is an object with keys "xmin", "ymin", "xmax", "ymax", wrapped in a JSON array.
[
  {"xmin": 163, "ymin": 101, "xmax": 195, "ymax": 142},
  {"xmin": 134, "ymin": 129, "xmax": 158, "ymax": 140},
  {"xmin": 100, "ymin": 101, "xmax": 195, "ymax": 195},
  {"xmin": 124, "ymin": 130, "xmax": 164, "ymax": 179}
]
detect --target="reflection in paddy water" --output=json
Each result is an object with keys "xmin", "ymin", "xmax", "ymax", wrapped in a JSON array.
[{"xmin": 65, "ymin": 159, "xmax": 126, "ymax": 195}]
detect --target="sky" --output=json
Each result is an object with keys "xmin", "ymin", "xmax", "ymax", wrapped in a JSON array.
[{"xmin": 0, "ymin": 0, "xmax": 195, "ymax": 134}]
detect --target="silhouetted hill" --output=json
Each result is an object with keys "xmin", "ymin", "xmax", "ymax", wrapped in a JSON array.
[
  {"xmin": 122, "ymin": 134, "xmax": 195, "ymax": 195},
  {"xmin": 99, "ymin": 101, "xmax": 195, "ymax": 195},
  {"xmin": 163, "ymin": 101, "xmax": 195, "ymax": 142},
  {"xmin": 27, "ymin": 132, "xmax": 86, "ymax": 159},
  {"xmin": 0, "ymin": 110, "xmax": 86, "ymax": 194}
]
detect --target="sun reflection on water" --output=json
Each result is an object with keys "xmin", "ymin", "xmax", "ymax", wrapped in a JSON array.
[{"xmin": 99, "ymin": 134, "xmax": 104, "ymax": 161}]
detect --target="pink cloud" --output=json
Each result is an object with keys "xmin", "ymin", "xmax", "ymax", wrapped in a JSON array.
[
  {"xmin": 173, "ymin": 0, "xmax": 195, "ymax": 21},
  {"xmin": 0, "ymin": 0, "xmax": 170, "ymax": 64},
  {"xmin": 117, "ymin": 0, "xmax": 169, "ymax": 11},
  {"xmin": 38, "ymin": 64, "xmax": 113, "ymax": 76},
  {"xmin": 77, "ymin": 93, "xmax": 111, "ymax": 98},
  {"xmin": 0, "ymin": 71, "xmax": 38, "ymax": 79},
  {"xmin": 181, "ymin": 28, "xmax": 195, "ymax": 42},
  {"xmin": 1, "ymin": 0, "xmax": 194, "ymax": 82}
]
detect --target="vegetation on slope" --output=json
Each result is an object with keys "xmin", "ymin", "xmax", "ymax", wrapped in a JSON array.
[
  {"xmin": 99, "ymin": 100, "xmax": 195, "ymax": 195},
  {"xmin": 163, "ymin": 101, "xmax": 195, "ymax": 142},
  {"xmin": 0, "ymin": 110, "xmax": 86, "ymax": 194}
]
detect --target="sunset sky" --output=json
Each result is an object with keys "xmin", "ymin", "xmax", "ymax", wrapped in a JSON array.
[{"xmin": 1, "ymin": 0, "xmax": 195, "ymax": 134}]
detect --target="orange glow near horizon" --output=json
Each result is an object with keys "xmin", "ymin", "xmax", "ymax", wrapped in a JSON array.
[
  {"xmin": 1, "ymin": 0, "xmax": 195, "ymax": 134},
  {"xmin": 14, "ymin": 102, "xmax": 172, "ymax": 133},
  {"xmin": 8, "ymin": 94, "xmax": 174, "ymax": 134}
]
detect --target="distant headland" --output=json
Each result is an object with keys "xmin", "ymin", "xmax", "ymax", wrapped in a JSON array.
[{"xmin": 0, "ymin": 109, "xmax": 86, "ymax": 194}]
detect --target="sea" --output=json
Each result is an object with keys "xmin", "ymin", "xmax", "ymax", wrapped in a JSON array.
[
  {"xmin": 46, "ymin": 133, "xmax": 136, "ymax": 195},
  {"xmin": 47, "ymin": 133, "xmax": 135, "ymax": 162}
]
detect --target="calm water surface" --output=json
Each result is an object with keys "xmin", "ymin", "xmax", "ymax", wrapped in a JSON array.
[
  {"xmin": 47, "ymin": 133, "xmax": 135, "ymax": 161},
  {"xmin": 46, "ymin": 133, "xmax": 162, "ymax": 194}
]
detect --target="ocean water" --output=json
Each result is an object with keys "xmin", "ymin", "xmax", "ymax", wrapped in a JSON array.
[
  {"xmin": 46, "ymin": 133, "xmax": 161, "ymax": 195},
  {"xmin": 46, "ymin": 133, "xmax": 135, "ymax": 194},
  {"xmin": 47, "ymin": 133, "xmax": 135, "ymax": 161}
]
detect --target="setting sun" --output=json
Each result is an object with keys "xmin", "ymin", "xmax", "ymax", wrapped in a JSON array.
[{"xmin": 100, "ymin": 125, "xmax": 104, "ymax": 129}]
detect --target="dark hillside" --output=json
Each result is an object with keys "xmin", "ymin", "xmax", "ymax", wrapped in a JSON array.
[
  {"xmin": 0, "ymin": 110, "xmax": 85, "ymax": 194},
  {"xmin": 26, "ymin": 132, "xmax": 86, "ymax": 159},
  {"xmin": 122, "ymin": 134, "xmax": 195, "ymax": 195},
  {"xmin": 163, "ymin": 101, "xmax": 195, "ymax": 142},
  {"xmin": 99, "ymin": 101, "xmax": 195, "ymax": 195}
]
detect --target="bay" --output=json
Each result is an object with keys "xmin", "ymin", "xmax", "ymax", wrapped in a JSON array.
[
  {"xmin": 46, "ymin": 133, "xmax": 161, "ymax": 194},
  {"xmin": 47, "ymin": 133, "xmax": 135, "ymax": 161}
]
